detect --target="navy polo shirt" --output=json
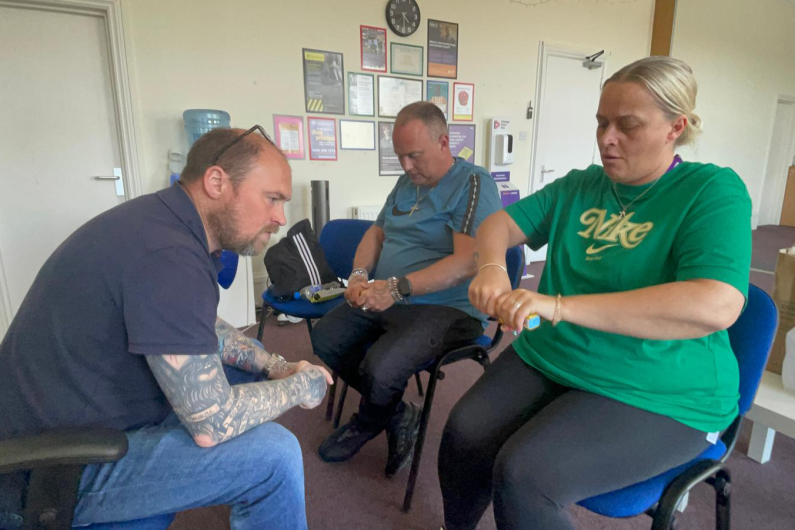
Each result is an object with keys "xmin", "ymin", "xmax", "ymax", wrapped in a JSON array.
[{"xmin": 0, "ymin": 184, "xmax": 222, "ymax": 439}]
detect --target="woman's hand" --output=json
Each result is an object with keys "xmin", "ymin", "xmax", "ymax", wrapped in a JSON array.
[
  {"xmin": 468, "ymin": 266, "xmax": 513, "ymax": 317},
  {"xmin": 494, "ymin": 289, "xmax": 557, "ymax": 333}
]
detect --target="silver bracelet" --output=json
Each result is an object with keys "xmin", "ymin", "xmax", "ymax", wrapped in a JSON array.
[
  {"xmin": 349, "ymin": 268, "xmax": 369, "ymax": 282},
  {"xmin": 388, "ymin": 276, "xmax": 403, "ymax": 303},
  {"xmin": 477, "ymin": 262, "xmax": 508, "ymax": 274}
]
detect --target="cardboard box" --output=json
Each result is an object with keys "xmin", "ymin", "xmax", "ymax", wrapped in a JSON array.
[
  {"xmin": 769, "ymin": 248, "xmax": 795, "ymax": 374},
  {"xmin": 780, "ymin": 166, "xmax": 795, "ymax": 227}
]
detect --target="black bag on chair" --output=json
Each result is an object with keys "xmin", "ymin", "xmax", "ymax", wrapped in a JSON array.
[{"xmin": 264, "ymin": 219, "xmax": 337, "ymax": 298}]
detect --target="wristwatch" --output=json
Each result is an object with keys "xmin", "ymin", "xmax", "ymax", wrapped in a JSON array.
[
  {"xmin": 397, "ymin": 277, "xmax": 412, "ymax": 298},
  {"xmin": 263, "ymin": 353, "xmax": 286, "ymax": 377}
]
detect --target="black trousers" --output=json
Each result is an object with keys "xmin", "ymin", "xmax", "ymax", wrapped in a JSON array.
[
  {"xmin": 438, "ymin": 346, "xmax": 714, "ymax": 530},
  {"xmin": 311, "ymin": 303, "xmax": 483, "ymax": 427}
]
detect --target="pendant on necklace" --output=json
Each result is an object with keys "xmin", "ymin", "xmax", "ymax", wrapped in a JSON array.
[
  {"xmin": 619, "ymin": 209, "xmax": 626, "ymax": 218},
  {"xmin": 409, "ymin": 203, "xmax": 420, "ymax": 216}
]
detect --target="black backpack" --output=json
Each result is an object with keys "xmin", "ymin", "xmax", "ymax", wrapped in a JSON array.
[{"xmin": 264, "ymin": 219, "xmax": 337, "ymax": 298}]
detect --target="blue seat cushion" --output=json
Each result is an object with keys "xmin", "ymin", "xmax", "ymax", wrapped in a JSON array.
[
  {"xmin": 262, "ymin": 288, "xmax": 345, "ymax": 320},
  {"xmin": 577, "ymin": 440, "xmax": 726, "ymax": 518}
]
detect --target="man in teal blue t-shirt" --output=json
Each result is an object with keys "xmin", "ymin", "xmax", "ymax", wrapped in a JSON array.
[{"xmin": 311, "ymin": 102, "xmax": 501, "ymax": 475}]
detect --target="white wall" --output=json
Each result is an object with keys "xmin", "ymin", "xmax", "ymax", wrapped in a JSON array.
[
  {"xmin": 121, "ymin": 0, "xmax": 655, "ymax": 293},
  {"xmin": 672, "ymin": 0, "xmax": 795, "ymax": 227}
]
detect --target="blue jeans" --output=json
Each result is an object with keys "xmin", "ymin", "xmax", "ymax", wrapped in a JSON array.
[{"xmin": 71, "ymin": 368, "xmax": 307, "ymax": 530}]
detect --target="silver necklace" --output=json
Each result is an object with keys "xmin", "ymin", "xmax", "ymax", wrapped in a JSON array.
[
  {"xmin": 612, "ymin": 178, "xmax": 661, "ymax": 218},
  {"xmin": 409, "ymin": 157, "xmax": 456, "ymax": 217}
]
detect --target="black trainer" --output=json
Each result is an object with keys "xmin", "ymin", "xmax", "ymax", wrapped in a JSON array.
[
  {"xmin": 385, "ymin": 401, "xmax": 422, "ymax": 476},
  {"xmin": 318, "ymin": 414, "xmax": 382, "ymax": 463}
]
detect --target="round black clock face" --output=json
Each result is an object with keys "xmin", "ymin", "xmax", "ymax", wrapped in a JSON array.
[{"xmin": 386, "ymin": 0, "xmax": 420, "ymax": 37}]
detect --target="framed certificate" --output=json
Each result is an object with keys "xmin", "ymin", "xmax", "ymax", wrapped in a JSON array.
[
  {"xmin": 390, "ymin": 43, "xmax": 423, "ymax": 77},
  {"xmin": 453, "ymin": 82, "xmax": 474, "ymax": 121},
  {"xmin": 348, "ymin": 72, "xmax": 375, "ymax": 117},
  {"xmin": 378, "ymin": 75, "xmax": 423, "ymax": 118},
  {"xmin": 340, "ymin": 120, "xmax": 376, "ymax": 151}
]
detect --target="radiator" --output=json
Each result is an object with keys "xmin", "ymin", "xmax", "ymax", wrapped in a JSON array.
[{"xmin": 351, "ymin": 205, "xmax": 382, "ymax": 220}]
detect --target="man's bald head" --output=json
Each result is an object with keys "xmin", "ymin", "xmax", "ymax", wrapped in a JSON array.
[{"xmin": 180, "ymin": 127, "xmax": 286, "ymax": 189}]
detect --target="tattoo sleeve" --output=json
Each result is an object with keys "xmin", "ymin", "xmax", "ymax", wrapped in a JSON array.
[
  {"xmin": 215, "ymin": 317, "xmax": 288, "ymax": 375},
  {"xmin": 145, "ymin": 352, "xmax": 327, "ymax": 447}
]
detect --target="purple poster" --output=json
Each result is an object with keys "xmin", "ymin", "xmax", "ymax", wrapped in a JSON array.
[
  {"xmin": 449, "ymin": 124, "xmax": 476, "ymax": 164},
  {"xmin": 308, "ymin": 117, "xmax": 337, "ymax": 161}
]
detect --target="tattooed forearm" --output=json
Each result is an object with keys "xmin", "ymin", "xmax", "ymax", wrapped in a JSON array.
[
  {"xmin": 215, "ymin": 317, "xmax": 288, "ymax": 375},
  {"xmin": 146, "ymin": 353, "xmax": 327, "ymax": 447}
]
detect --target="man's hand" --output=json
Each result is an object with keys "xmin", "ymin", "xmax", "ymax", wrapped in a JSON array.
[
  {"xmin": 345, "ymin": 276, "xmax": 369, "ymax": 307},
  {"xmin": 297, "ymin": 364, "xmax": 333, "ymax": 409},
  {"xmin": 269, "ymin": 360, "xmax": 333, "ymax": 384},
  {"xmin": 357, "ymin": 280, "xmax": 396, "ymax": 312}
]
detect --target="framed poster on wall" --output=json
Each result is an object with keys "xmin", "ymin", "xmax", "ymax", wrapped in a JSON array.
[
  {"xmin": 426, "ymin": 80, "xmax": 449, "ymax": 120},
  {"xmin": 347, "ymin": 72, "xmax": 375, "ymax": 117},
  {"xmin": 340, "ymin": 120, "xmax": 376, "ymax": 150},
  {"xmin": 308, "ymin": 117, "xmax": 338, "ymax": 161},
  {"xmin": 449, "ymin": 124, "xmax": 476, "ymax": 163},
  {"xmin": 378, "ymin": 121, "xmax": 403, "ymax": 175},
  {"xmin": 360, "ymin": 25, "xmax": 387, "ymax": 73},
  {"xmin": 427, "ymin": 19, "xmax": 458, "ymax": 79},
  {"xmin": 272, "ymin": 115, "xmax": 305, "ymax": 160},
  {"xmin": 303, "ymin": 48, "xmax": 345, "ymax": 114},
  {"xmin": 390, "ymin": 43, "xmax": 423, "ymax": 76},
  {"xmin": 453, "ymin": 82, "xmax": 474, "ymax": 121}
]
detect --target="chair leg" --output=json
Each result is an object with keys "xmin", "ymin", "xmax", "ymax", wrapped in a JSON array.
[
  {"xmin": 325, "ymin": 371, "xmax": 337, "ymax": 421},
  {"xmin": 402, "ymin": 367, "xmax": 440, "ymax": 513},
  {"xmin": 334, "ymin": 382, "xmax": 349, "ymax": 429},
  {"xmin": 414, "ymin": 372, "xmax": 424, "ymax": 396},
  {"xmin": 305, "ymin": 318, "xmax": 314, "ymax": 334},
  {"xmin": 256, "ymin": 307, "xmax": 267, "ymax": 342},
  {"xmin": 715, "ymin": 469, "xmax": 731, "ymax": 530}
]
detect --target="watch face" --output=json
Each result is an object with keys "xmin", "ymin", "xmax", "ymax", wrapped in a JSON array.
[{"xmin": 386, "ymin": 0, "xmax": 420, "ymax": 37}]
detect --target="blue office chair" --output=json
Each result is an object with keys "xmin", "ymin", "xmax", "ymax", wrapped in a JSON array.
[
  {"xmin": 256, "ymin": 219, "xmax": 376, "ymax": 420},
  {"xmin": 577, "ymin": 283, "xmax": 778, "ymax": 530},
  {"xmin": 331, "ymin": 246, "xmax": 526, "ymax": 512},
  {"xmin": 217, "ymin": 251, "xmax": 238, "ymax": 290}
]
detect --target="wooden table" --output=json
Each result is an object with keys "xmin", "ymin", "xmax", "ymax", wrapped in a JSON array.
[{"xmin": 746, "ymin": 371, "xmax": 795, "ymax": 463}]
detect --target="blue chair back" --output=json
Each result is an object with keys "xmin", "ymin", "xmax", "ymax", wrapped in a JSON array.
[
  {"xmin": 319, "ymin": 219, "xmax": 374, "ymax": 279},
  {"xmin": 217, "ymin": 250, "xmax": 239, "ymax": 289},
  {"xmin": 505, "ymin": 246, "xmax": 524, "ymax": 290},
  {"xmin": 729, "ymin": 284, "xmax": 778, "ymax": 415}
]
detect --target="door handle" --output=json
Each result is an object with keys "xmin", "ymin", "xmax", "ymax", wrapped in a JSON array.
[
  {"xmin": 92, "ymin": 168, "xmax": 125, "ymax": 196},
  {"xmin": 540, "ymin": 165, "xmax": 555, "ymax": 183}
]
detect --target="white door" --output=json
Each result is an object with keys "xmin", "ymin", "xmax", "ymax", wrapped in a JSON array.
[
  {"xmin": 526, "ymin": 46, "xmax": 605, "ymax": 262},
  {"xmin": 0, "ymin": 6, "xmax": 125, "ymax": 339},
  {"xmin": 759, "ymin": 98, "xmax": 795, "ymax": 226}
]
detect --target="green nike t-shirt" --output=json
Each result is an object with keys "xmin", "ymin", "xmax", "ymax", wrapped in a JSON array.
[{"xmin": 505, "ymin": 162, "xmax": 752, "ymax": 432}]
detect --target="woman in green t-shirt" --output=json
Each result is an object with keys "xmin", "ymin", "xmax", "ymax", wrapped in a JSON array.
[{"xmin": 438, "ymin": 57, "xmax": 752, "ymax": 530}]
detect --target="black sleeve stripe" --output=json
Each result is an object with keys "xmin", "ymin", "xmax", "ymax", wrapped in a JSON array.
[{"xmin": 460, "ymin": 173, "xmax": 481, "ymax": 236}]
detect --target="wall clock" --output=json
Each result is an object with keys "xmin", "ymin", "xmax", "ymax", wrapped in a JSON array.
[{"xmin": 386, "ymin": 0, "xmax": 420, "ymax": 37}]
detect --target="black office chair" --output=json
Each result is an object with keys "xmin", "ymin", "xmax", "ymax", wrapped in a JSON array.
[
  {"xmin": 332, "ymin": 246, "xmax": 526, "ymax": 512},
  {"xmin": 0, "ymin": 427, "xmax": 128, "ymax": 530}
]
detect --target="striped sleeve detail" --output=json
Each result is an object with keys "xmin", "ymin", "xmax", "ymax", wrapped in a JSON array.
[{"xmin": 460, "ymin": 173, "xmax": 481, "ymax": 236}]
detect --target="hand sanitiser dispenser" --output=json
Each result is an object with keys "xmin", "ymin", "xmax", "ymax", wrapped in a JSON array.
[{"xmin": 495, "ymin": 133, "xmax": 514, "ymax": 165}]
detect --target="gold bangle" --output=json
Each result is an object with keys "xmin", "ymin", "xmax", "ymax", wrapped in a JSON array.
[
  {"xmin": 552, "ymin": 294, "xmax": 562, "ymax": 327},
  {"xmin": 478, "ymin": 263, "xmax": 508, "ymax": 274}
]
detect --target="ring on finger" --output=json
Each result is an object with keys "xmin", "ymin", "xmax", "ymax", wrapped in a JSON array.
[{"xmin": 362, "ymin": 305, "xmax": 369, "ymax": 312}]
